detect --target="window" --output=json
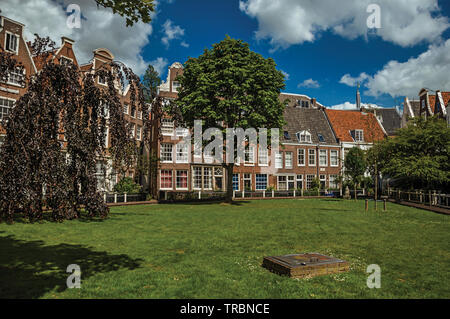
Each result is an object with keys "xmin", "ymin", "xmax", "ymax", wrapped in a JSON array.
[
  {"xmin": 136, "ymin": 126, "xmax": 142, "ymax": 141},
  {"xmin": 59, "ymin": 56, "xmax": 72, "ymax": 66},
  {"xmin": 175, "ymin": 127, "xmax": 189, "ymax": 137},
  {"xmin": 245, "ymin": 146, "xmax": 255, "ymax": 165},
  {"xmin": 123, "ymin": 104, "xmax": 129, "ymax": 114},
  {"xmin": 296, "ymin": 175, "xmax": 303, "ymax": 189},
  {"xmin": 176, "ymin": 143, "xmax": 189, "ymax": 163},
  {"xmin": 297, "ymin": 148, "xmax": 305, "ymax": 166},
  {"xmin": 296, "ymin": 100, "xmax": 309, "ymax": 108},
  {"xmin": 329, "ymin": 175, "xmax": 338, "ymax": 189},
  {"xmin": 330, "ymin": 150, "xmax": 339, "ymax": 167},
  {"xmin": 8, "ymin": 68, "xmax": 24, "ymax": 86},
  {"xmin": 232, "ymin": 174, "xmax": 239, "ymax": 191},
  {"xmin": 258, "ymin": 147, "xmax": 268, "ymax": 166},
  {"xmin": 138, "ymin": 111, "xmax": 143, "ymax": 120},
  {"xmin": 319, "ymin": 175, "xmax": 326, "ymax": 189},
  {"xmin": 130, "ymin": 107, "xmax": 136, "ymax": 118},
  {"xmin": 243, "ymin": 173, "xmax": 252, "ymax": 191},
  {"xmin": 160, "ymin": 143, "xmax": 173, "ymax": 162},
  {"xmin": 103, "ymin": 127, "xmax": 109, "ymax": 148},
  {"xmin": 5, "ymin": 32, "xmax": 18, "ymax": 53},
  {"xmin": 0, "ymin": 98, "xmax": 14, "ymax": 121},
  {"xmin": 296, "ymin": 131, "xmax": 312, "ymax": 143},
  {"xmin": 319, "ymin": 149, "xmax": 328, "ymax": 166},
  {"xmin": 285, "ymin": 152, "xmax": 293, "ymax": 168},
  {"xmin": 308, "ymin": 149, "xmax": 316, "ymax": 166},
  {"xmin": 193, "ymin": 167, "xmax": 202, "ymax": 189},
  {"xmin": 277, "ymin": 176, "xmax": 287, "ymax": 190},
  {"xmin": 214, "ymin": 167, "xmax": 223, "ymax": 191},
  {"xmin": 172, "ymin": 81, "xmax": 181, "ymax": 92},
  {"xmin": 160, "ymin": 170, "xmax": 173, "ymax": 189},
  {"xmin": 98, "ymin": 75, "xmax": 106, "ymax": 85},
  {"xmin": 255, "ymin": 174, "xmax": 267, "ymax": 190},
  {"xmin": 161, "ymin": 118, "xmax": 174, "ymax": 135},
  {"xmin": 283, "ymin": 131, "xmax": 291, "ymax": 140},
  {"xmin": 176, "ymin": 170, "xmax": 188, "ymax": 189},
  {"xmin": 275, "ymin": 152, "xmax": 283, "ymax": 169},
  {"xmin": 306, "ymin": 175, "xmax": 316, "ymax": 189},
  {"xmin": 353, "ymin": 129, "xmax": 364, "ymax": 142},
  {"xmin": 318, "ymin": 133, "xmax": 325, "ymax": 142},
  {"xmin": 129, "ymin": 124, "xmax": 135, "ymax": 138}
]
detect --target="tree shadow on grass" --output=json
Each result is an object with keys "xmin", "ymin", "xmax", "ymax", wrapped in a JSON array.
[{"xmin": 0, "ymin": 232, "xmax": 143, "ymax": 298}]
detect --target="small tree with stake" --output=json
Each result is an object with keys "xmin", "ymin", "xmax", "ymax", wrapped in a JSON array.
[
  {"xmin": 344, "ymin": 147, "xmax": 367, "ymax": 200},
  {"xmin": 0, "ymin": 35, "xmax": 149, "ymax": 222}
]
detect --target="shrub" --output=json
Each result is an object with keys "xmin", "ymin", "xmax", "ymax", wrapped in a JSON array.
[{"xmin": 113, "ymin": 177, "xmax": 142, "ymax": 194}]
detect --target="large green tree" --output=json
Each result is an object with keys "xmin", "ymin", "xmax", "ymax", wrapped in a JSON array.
[
  {"xmin": 373, "ymin": 117, "xmax": 450, "ymax": 191},
  {"xmin": 172, "ymin": 36, "xmax": 286, "ymax": 202},
  {"xmin": 95, "ymin": 0, "xmax": 155, "ymax": 26},
  {"xmin": 344, "ymin": 147, "xmax": 367, "ymax": 200},
  {"xmin": 142, "ymin": 64, "xmax": 161, "ymax": 103}
]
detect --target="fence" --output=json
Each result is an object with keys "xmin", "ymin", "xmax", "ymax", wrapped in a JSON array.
[
  {"xmin": 385, "ymin": 188, "xmax": 450, "ymax": 210},
  {"xmin": 104, "ymin": 193, "xmax": 148, "ymax": 204}
]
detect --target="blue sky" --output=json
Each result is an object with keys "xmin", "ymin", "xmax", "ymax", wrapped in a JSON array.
[
  {"xmin": 4, "ymin": 0, "xmax": 450, "ymax": 110},
  {"xmin": 142, "ymin": 0, "xmax": 450, "ymax": 110}
]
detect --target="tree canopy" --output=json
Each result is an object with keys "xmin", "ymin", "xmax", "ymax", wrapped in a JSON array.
[
  {"xmin": 172, "ymin": 36, "xmax": 286, "ymax": 202},
  {"xmin": 95, "ymin": 0, "xmax": 155, "ymax": 26},
  {"xmin": 344, "ymin": 147, "xmax": 367, "ymax": 199},
  {"xmin": 372, "ymin": 117, "xmax": 450, "ymax": 191},
  {"xmin": 0, "ymin": 36, "xmax": 148, "ymax": 222}
]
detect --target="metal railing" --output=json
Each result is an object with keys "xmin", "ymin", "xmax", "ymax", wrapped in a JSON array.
[{"xmin": 385, "ymin": 188, "xmax": 450, "ymax": 209}]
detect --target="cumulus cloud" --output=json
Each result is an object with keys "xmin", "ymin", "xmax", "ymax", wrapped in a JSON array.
[
  {"xmin": 280, "ymin": 70, "xmax": 290, "ymax": 80},
  {"xmin": 1, "ymin": 0, "xmax": 154, "ymax": 75},
  {"xmin": 298, "ymin": 78, "xmax": 320, "ymax": 89},
  {"xmin": 149, "ymin": 57, "xmax": 169, "ymax": 76},
  {"xmin": 161, "ymin": 19, "xmax": 185, "ymax": 48},
  {"xmin": 329, "ymin": 102, "xmax": 382, "ymax": 110},
  {"xmin": 341, "ymin": 39, "xmax": 450, "ymax": 98},
  {"xmin": 239, "ymin": 0, "xmax": 449, "ymax": 49}
]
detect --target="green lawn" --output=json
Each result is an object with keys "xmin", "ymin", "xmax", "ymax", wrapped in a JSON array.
[{"xmin": 1, "ymin": 199, "xmax": 449, "ymax": 299}]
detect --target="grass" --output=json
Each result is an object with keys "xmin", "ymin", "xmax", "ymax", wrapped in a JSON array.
[{"xmin": 0, "ymin": 199, "xmax": 449, "ymax": 299}]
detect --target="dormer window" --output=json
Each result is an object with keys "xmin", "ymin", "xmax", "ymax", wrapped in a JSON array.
[
  {"xmin": 351, "ymin": 129, "xmax": 364, "ymax": 142},
  {"xmin": 296, "ymin": 130, "xmax": 312, "ymax": 143},
  {"xmin": 296, "ymin": 100, "xmax": 309, "ymax": 108},
  {"xmin": 318, "ymin": 133, "xmax": 325, "ymax": 142},
  {"xmin": 284, "ymin": 131, "xmax": 291, "ymax": 140},
  {"xmin": 5, "ymin": 32, "xmax": 18, "ymax": 54}
]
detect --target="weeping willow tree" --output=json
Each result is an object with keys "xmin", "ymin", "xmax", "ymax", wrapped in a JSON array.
[{"xmin": 0, "ymin": 35, "xmax": 150, "ymax": 222}]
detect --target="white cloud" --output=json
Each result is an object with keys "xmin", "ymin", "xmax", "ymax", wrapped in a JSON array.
[
  {"xmin": 329, "ymin": 102, "xmax": 382, "ymax": 110},
  {"xmin": 339, "ymin": 72, "xmax": 370, "ymax": 87},
  {"xmin": 1, "ymin": 0, "xmax": 154, "ymax": 75},
  {"xmin": 280, "ymin": 70, "xmax": 289, "ymax": 80},
  {"xmin": 298, "ymin": 78, "xmax": 320, "ymax": 89},
  {"xmin": 161, "ymin": 19, "xmax": 185, "ymax": 48},
  {"xmin": 149, "ymin": 57, "xmax": 169, "ymax": 76},
  {"xmin": 341, "ymin": 39, "xmax": 450, "ymax": 98},
  {"xmin": 239, "ymin": 0, "xmax": 449, "ymax": 49},
  {"xmin": 180, "ymin": 41, "xmax": 190, "ymax": 48}
]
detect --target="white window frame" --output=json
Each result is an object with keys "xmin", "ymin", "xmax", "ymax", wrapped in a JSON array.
[
  {"xmin": 285, "ymin": 151, "xmax": 293, "ymax": 169},
  {"xmin": 7, "ymin": 68, "xmax": 25, "ymax": 87},
  {"xmin": 319, "ymin": 149, "xmax": 328, "ymax": 167},
  {"xmin": 123, "ymin": 104, "xmax": 129, "ymax": 114},
  {"xmin": 297, "ymin": 148, "xmax": 305, "ymax": 166},
  {"xmin": 296, "ymin": 174, "xmax": 303, "ymax": 189},
  {"xmin": 175, "ymin": 170, "xmax": 189, "ymax": 190},
  {"xmin": 192, "ymin": 167, "xmax": 202, "ymax": 190},
  {"xmin": 275, "ymin": 152, "xmax": 283, "ymax": 169},
  {"xmin": 308, "ymin": 149, "xmax": 316, "ymax": 166},
  {"xmin": 277, "ymin": 175, "xmax": 287, "ymax": 191},
  {"xmin": 243, "ymin": 173, "xmax": 252, "ymax": 190},
  {"xmin": 232, "ymin": 173, "xmax": 240, "ymax": 191},
  {"xmin": 258, "ymin": 147, "xmax": 268, "ymax": 166},
  {"xmin": 244, "ymin": 146, "xmax": 255, "ymax": 166},
  {"xmin": 203, "ymin": 167, "xmax": 212, "ymax": 190},
  {"xmin": 136, "ymin": 126, "xmax": 142, "ymax": 141},
  {"xmin": 161, "ymin": 118, "xmax": 174, "ymax": 136},
  {"xmin": 160, "ymin": 170, "xmax": 173, "ymax": 190},
  {"xmin": 330, "ymin": 150, "xmax": 339, "ymax": 167},
  {"xmin": 354, "ymin": 129, "xmax": 364, "ymax": 142},
  {"xmin": 175, "ymin": 143, "xmax": 189, "ymax": 163},
  {"xmin": 160, "ymin": 143, "xmax": 173, "ymax": 163},
  {"xmin": 0, "ymin": 97, "xmax": 15, "ymax": 121},
  {"xmin": 255, "ymin": 174, "xmax": 268, "ymax": 191},
  {"xmin": 296, "ymin": 130, "xmax": 312, "ymax": 143},
  {"xmin": 5, "ymin": 31, "xmax": 19, "ymax": 54}
]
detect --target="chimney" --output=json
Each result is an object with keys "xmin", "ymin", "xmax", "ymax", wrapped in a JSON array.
[{"xmin": 311, "ymin": 98, "xmax": 316, "ymax": 107}]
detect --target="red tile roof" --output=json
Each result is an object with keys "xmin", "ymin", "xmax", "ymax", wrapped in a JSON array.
[
  {"xmin": 325, "ymin": 109, "xmax": 386, "ymax": 143},
  {"xmin": 429, "ymin": 95, "xmax": 436, "ymax": 113}
]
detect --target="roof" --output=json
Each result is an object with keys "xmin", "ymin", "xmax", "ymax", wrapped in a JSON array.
[
  {"xmin": 429, "ymin": 95, "xmax": 436, "ymax": 113},
  {"xmin": 375, "ymin": 108, "xmax": 401, "ymax": 136},
  {"xmin": 324, "ymin": 109, "xmax": 386, "ymax": 143},
  {"xmin": 280, "ymin": 92, "xmax": 324, "ymax": 108},
  {"xmin": 407, "ymin": 99, "xmax": 420, "ymax": 117},
  {"xmin": 281, "ymin": 107, "xmax": 338, "ymax": 144}
]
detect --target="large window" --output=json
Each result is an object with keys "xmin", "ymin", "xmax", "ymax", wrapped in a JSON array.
[
  {"xmin": 160, "ymin": 170, "xmax": 173, "ymax": 189},
  {"xmin": 287, "ymin": 175, "xmax": 295, "ymax": 190},
  {"xmin": 232, "ymin": 174, "xmax": 239, "ymax": 191},
  {"xmin": 214, "ymin": 167, "xmax": 223, "ymax": 191},
  {"xmin": 275, "ymin": 152, "xmax": 283, "ymax": 169},
  {"xmin": 319, "ymin": 149, "xmax": 328, "ymax": 166},
  {"xmin": 255, "ymin": 174, "xmax": 267, "ymax": 190},
  {"xmin": 245, "ymin": 146, "xmax": 255, "ymax": 165},
  {"xmin": 160, "ymin": 143, "xmax": 173, "ymax": 162},
  {"xmin": 176, "ymin": 170, "xmax": 188, "ymax": 189},
  {"xmin": 0, "ymin": 98, "xmax": 14, "ymax": 121},
  {"xmin": 353, "ymin": 129, "xmax": 364, "ymax": 142},
  {"xmin": 161, "ymin": 118, "xmax": 174, "ymax": 135},
  {"xmin": 296, "ymin": 131, "xmax": 312, "ymax": 143},
  {"xmin": 306, "ymin": 175, "xmax": 316, "ymax": 189},
  {"xmin": 285, "ymin": 152, "xmax": 293, "ymax": 168},
  {"xmin": 330, "ymin": 150, "xmax": 339, "ymax": 167},
  {"xmin": 193, "ymin": 167, "xmax": 202, "ymax": 189},
  {"xmin": 176, "ymin": 143, "xmax": 189, "ymax": 163},
  {"xmin": 308, "ymin": 149, "xmax": 316, "ymax": 166},
  {"xmin": 319, "ymin": 174, "xmax": 326, "ymax": 189},
  {"xmin": 8, "ymin": 68, "xmax": 24, "ymax": 86},
  {"xmin": 258, "ymin": 147, "xmax": 268, "ymax": 166},
  {"xmin": 297, "ymin": 148, "xmax": 305, "ymax": 166},
  {"xmin": 5, "ymin": 32, "xmax": 18, "ymax": 53},
  {"xmin": 329, "ymin": 175, "xmax": 338, "ymax": 189},
  {"xmin": 277, "ymin": 176, "xmax": 287, "ymax": 190},
  {"xmin": 203, "ymin": 167, "xmax": 212, "ymax": 190},
  {"xmin": 136, "ymin": 126, "xmax": 142, "ymax": 141}
]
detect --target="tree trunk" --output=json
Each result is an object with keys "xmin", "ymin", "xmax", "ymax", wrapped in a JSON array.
[{"xmin": 225, "ymin": 163, "xmax": 235, "ymax": 203}]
